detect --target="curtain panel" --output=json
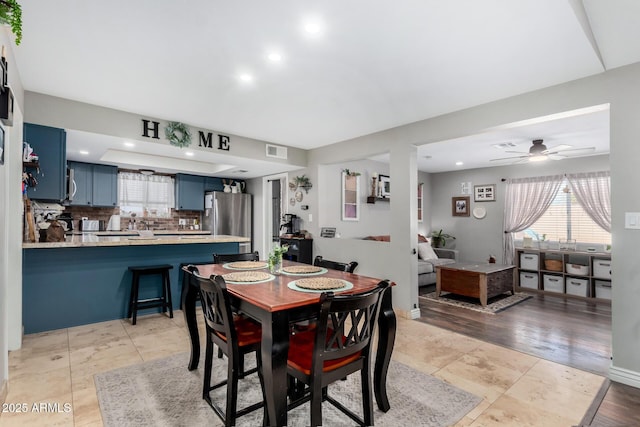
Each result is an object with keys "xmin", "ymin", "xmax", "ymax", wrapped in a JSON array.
[
  {"xmin": 502, "ymin": 175, "xmax": 564, "ymax": 264},
  {"xmin": 566, "ymin": 171, "xmax": 611, "ymax": 233}
]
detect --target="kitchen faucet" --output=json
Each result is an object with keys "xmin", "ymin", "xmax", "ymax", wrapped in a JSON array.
[{"xmin": 138, "ymin": 220, "xmax": 149, "ymax": 230}]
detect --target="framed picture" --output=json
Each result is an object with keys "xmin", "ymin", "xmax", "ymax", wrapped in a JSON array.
[
  {"xmin": 452, "ymin": 196, "xmax": 470, "ymax": 217},
  {"xmin": 474, "ymin": 184, "xmax": 496, "ymax": 202},
  {"xmin": 320, "ymin": 227, "xmax": 336, "ymax": 238}
]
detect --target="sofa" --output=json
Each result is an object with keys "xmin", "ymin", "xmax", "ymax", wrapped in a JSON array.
[
  {"xmin": 419, "ymin": 247, "xmax": 459, "ymax": 286},
  {"xmin": 362, "ymin": 235, "xmax": 459, "ymax": 286}
]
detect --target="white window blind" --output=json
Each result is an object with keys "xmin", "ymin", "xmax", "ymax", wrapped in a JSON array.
[
  {"xmin": 515, "ymin": 175, "xmax": 611, "ymax": 245},
  {"xmin": 118, "ymin": 172, "xmax": 175, "ymax": 218}
]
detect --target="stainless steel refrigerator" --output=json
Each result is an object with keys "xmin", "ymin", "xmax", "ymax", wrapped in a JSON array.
[{"xmin": 203, "ymin": 191, "xmax": 252, "ymax": 253}]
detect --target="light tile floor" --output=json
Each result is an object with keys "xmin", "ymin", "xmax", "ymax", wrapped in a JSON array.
[{"xmin": 0, "ymin": 311, "xmax": 604, "ymax": 426}]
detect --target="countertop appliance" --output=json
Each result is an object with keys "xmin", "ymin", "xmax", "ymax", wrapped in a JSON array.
[
  {"xmin": 280, "ymin": 213, "xmax": 301, "ymax": 236},
  {"xmin": 203, "ymin": 191, "xmax": 252, "ymax": 253},
  {"xmin": 79, "ymin": 219, "xmax": 100, "ymax": 231}
]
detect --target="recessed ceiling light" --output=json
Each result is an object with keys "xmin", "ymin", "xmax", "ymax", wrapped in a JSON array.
[
  {"xmin": 79, "ymin": 150, "xmax": 89, "ymax": 155},
  {"xmin": 238, "ymin": 73, "xmax": 253, "ymax": 83},
  {"xmin": 455, "ymin": 161, "xmax": 463, "ymax": 166},
  {"xmin": 123, "ymin": 142, "xmax": 135, "ymax": 148},
  {"xmin": 267, "ymin": 52, "xmax": 282, "ymax": 62},
  {"xmin": 304, "ymin": 21, "xmax": 322, "ymax": 35},
  {"xmin": 185, "ymin": 151, "xmax": 194, "ymax": 157}
]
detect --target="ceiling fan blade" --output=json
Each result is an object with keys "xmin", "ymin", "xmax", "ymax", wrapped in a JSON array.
[
  {"xmin": 489, "ymin": 154, "xmax": 529, "ymax": 162},
  {"xmin": 546, "ymin": 147, "xmax": 596, "ymax": 156},
  {"xmin": 504, "ymin": 150, "xmax": 529, "ymax": 154}
]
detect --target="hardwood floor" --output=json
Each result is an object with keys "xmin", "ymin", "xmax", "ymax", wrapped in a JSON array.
[{"xmin": 417, "ymin": 288, "xmax": 640, "ymax": 426}]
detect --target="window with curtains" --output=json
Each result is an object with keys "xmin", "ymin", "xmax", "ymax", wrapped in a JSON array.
[
  {"xmin": 514, "ymin": 174, "xmax": 611, "ymax": 245},
  {"xmin": 118, "ymin": 172, "xmax": 175, "ymax": 218}
]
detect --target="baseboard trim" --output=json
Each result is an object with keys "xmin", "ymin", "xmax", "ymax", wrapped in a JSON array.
[
  {"xmin": 396, "ymin": 308, "xmax": 420, "ymax": 319},
  {"xmin": 1, "ymin": 379, "xmax": 7, "ymax": 406},
  {"xmin": 609, "ymin": 365, "xmax": 640, "ymax": 388}
]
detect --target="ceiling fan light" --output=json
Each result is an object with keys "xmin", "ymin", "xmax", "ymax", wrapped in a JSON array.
[{"xmin": 529, "ymin": 156, "xmax": 548, "ymax": 162}]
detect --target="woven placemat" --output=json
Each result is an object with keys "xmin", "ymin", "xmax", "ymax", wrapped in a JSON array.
[
  {"xmin": 295, "ymin": 277, "xmax": 346, "ymax": 290},
  {"xmin": 222, "ymin": 271, "xmax": 272, "ymax": 283},
  {"xmin": 227, "ymin": 261, "xmax": 268, "ymax": 270},
  {"xmin": 282, "ymin": 265, "xmax": 323, "ymax": 274}
]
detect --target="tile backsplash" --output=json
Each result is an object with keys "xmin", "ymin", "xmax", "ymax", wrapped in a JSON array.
[{"xmin": 65, "ymin": 206, "xmax": 202, "ymax": 231}]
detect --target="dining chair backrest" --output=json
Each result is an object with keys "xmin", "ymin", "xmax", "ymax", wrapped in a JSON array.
[
  {"xmin": 314, "ymin": 280, "xmax": 388, "ymax": 365},
  {"xmin": 313, "ymin": 256, "xmax": 358, "ymax": 273},
  {"xmin": 186, "ymin": 265, "xmax": 236, "ymax": 344},
  {"xmin": 213, "ymin": 251, "xmax": 260, "ymax": 264}
]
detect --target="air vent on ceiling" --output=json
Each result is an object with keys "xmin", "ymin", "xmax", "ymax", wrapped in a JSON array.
[
  {"xmin": 492, "ymin": 142, "xmax": 517, "ymax": 150},
  {"xmin": 266, "ymin": 144, "xmax": 287, "ymax": 159}
]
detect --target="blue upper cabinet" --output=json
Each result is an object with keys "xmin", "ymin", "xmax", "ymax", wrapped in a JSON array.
[
  {"xmin": 204, "ymin": 177, "xmax": 224, "ymax": 192},
  {"xmin": 175, "ymin": 173, "xmax": 205, "ymax": 210},
  {"xmin": 24, "ymin": 123, "xmax": 67, "ymax": 201},
  {"xmin": 92, "ymin": 164, "xmax": 118, "ymax": 207},
  {"xmin": 68, "ymin": 161, "xmax": 118, "ymax": 207}
]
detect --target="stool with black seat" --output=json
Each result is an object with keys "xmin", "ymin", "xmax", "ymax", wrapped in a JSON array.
[
  {"xmin": 287, "ymin": 280, "xmax": 389, "ymax": 427},
  {"xmin": 187, "ymin": 266, "xmax": 266, "ymax": 426},
  {"xmin": 212, "ymin": 251, "xmax": 260, "ymax": 264},
  {"xmin": 313, "ymin": 256, "xmax": 358, "ymax": 273},
  {"xmin": 127, "ymin": 264, "xmax": 173, "ymax": 325}
]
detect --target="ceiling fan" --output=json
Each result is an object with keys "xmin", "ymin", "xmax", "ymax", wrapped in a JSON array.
[{"xmin": 490, "ymin": 139, "xmax": 596, "ymax": 163}]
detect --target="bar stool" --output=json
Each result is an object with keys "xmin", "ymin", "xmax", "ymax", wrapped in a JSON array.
[{"xmin": 128, "ymin": 264, "xmax": 174, "ymax": 325}]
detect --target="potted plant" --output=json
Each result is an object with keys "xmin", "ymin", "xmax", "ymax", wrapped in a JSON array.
[
  {"xmin": 294, "ymin": 174, "xmax": 313, "ymax": 194},
  {"xmin": 0, "ymin": 0, "xmax": 22, "ymax": 45},
  {"xmin": 430, "ymin": 229, "xmax": 455, "ymax": 248},
  {"xmin": 538, "ymin": 233, "xmax": 549, "ymax": 249}
]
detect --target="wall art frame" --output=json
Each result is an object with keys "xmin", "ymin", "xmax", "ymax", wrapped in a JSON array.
[
  {"xmin": 474, "ymin": 184, "xmax": 496, "ymax": 202},
  {"xmin": 452, "ymin": 196, "xmax": 470, "ymax": 217}
]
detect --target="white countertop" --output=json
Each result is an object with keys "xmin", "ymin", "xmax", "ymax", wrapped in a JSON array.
[{"xmin": 23, "ymin": 231, "xmax": 249, "ymax": 249}]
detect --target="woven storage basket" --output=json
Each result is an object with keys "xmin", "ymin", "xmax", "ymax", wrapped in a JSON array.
[{"xmin": 544, "ymin": 259, "xmax": 563, "ymax": 271}]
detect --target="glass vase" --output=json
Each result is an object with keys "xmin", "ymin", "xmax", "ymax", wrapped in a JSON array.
[{"xmin": 269, "ymin": 255, "xmax": 282, "ymax": 275}]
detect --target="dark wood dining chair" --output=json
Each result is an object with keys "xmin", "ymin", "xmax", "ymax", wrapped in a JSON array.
[
  {"xmin": 313, "ymin": 255, "xmax": 358, "ymax": 273},
  {"xmin": 187, "ymin": 266, "xmax": 266, "ymax": 426},
  {"xmin": 287, "ymin": 280, "xmax": 390, "ymax": 427},
  {"xmin": 213, "ymin": 251, "xmax": 260, "ymax": 264}
]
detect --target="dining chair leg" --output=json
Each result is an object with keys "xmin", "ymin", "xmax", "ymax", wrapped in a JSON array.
[
  {"xmin": 256, "ymin": 350, "xmax": 268, "ymax": 427},
  {"xmin": 226, "ymin": 354, "xmax": 239, "ymax": 427},
  {"xmin": 203, "ymin": 336, "xmax": 214, "ymax": 401},
  {"xmin": 310, "ymin": 380, "xmax": 324, "ymax": 427},
  {"xmin": 361, "ymin": 366, "xmax": 374, "ymax": 426}
]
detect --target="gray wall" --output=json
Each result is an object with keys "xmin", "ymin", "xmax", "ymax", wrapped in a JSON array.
[
  {"xmin": 430, "ymin": 155, "xmax": 610, "ymax": 263},
  {"xmin": 306, "ymin": 61, "xmax": 640, "ymax": 387}
]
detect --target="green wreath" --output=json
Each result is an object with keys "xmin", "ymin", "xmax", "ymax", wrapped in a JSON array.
[{"xmin": 165, "ymin": 122, "xmax": 192, "ymax": 148}]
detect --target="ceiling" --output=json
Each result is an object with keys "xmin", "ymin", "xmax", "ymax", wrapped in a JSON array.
[{"xmin": 11, "ymin": 1, "xmax": 640, "ymax": 174}]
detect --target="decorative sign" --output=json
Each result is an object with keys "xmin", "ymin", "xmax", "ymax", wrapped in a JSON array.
[
  {"xmin": 165, "ymin": 122, "xmax": 192, "ymax": 148},
  {"xmin": 141, "ymin": 119, "xmax": 231, "ymax": 152}
]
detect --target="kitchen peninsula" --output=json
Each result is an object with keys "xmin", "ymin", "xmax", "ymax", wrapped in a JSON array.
[{"xmin": 22, "ymin": 232, "xmax": 249, "ymax": 333}]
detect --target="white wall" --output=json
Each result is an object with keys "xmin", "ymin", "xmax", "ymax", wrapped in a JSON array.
[
  {"xmin": 430, "ymin": 155, "xmax": 610, "ymax": 263},
  {"xmin": 1, "ymin": 30, "xmax": 26, "ymax": 400}
]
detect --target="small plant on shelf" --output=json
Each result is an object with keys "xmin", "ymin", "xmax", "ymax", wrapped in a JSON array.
[
  {"xmin": 430, "ymin": 229, "xmax": 455, "ymax": 248},
  {"xmin": 294, "ymin": 175, "xmax": 313, "ymax": 193},
  {"xmin": 342, "ymin": 169, "xmax": 360, "ymax": 176}
]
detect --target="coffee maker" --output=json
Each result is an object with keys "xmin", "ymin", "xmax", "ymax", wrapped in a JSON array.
[{"xmin": 280, "ymin": 214, "xmax": 300, "ymax": 236}]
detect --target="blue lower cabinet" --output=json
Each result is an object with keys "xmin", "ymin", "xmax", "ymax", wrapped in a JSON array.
[{"xmin": 22, "ymin": 242, "xmax": 239, "ymax": 333}]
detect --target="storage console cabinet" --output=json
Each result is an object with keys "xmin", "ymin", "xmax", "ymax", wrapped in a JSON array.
[{"xmin": 515, "ymin": 248, "xmax": 611, "ymax": 301}]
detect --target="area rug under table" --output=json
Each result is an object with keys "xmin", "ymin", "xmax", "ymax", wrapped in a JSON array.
[
  {"xmin": 95, "ymin": 352, "xmax": 481, "ymax": 427},
  {"xmin": 420, "ymin": 291, "xmax": 532, "ymax": 314}
]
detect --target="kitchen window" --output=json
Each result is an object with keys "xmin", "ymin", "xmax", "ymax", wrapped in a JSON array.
[{"xmin": 118, "ymin": 172, "xmax": 175, "ymax": 218}]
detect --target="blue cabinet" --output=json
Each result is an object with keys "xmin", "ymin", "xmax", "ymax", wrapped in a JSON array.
[
  {"xmin": 204, "ymin": 177, "xmax": 224, "ymax": 192},
  {"xmin": 92, "ymin": 164, "xmax": 118, "ymax": 207},
  {"xmin": 24, "ymin": 123, "xmax": 67, "ymax": 201},
  {"xmin": 69, "ymin": 161, "xmax": 118, "ymax": 207},
  {"xmin": 175, "ymin": 173, "xmax": 205, "ymax": 210}
]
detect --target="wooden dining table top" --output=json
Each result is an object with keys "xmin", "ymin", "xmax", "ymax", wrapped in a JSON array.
[{"xmin": 191, "ymin": 260, "xmax": 387, "ymax": 313}]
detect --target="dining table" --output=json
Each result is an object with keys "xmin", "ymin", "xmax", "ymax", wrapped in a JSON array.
[{"xmin": 181, "ymin": 259, "xmax": 397, "ymax": 426}]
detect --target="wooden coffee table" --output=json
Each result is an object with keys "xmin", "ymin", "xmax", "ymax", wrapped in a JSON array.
[{"xmin": 436, "ymin": 262, "xmax": 516, "ymax": 306}]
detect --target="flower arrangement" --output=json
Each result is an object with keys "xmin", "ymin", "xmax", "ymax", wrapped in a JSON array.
[{"xmin": 268, "ymin": 244, "xmax": 289, "ymax": 273}]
